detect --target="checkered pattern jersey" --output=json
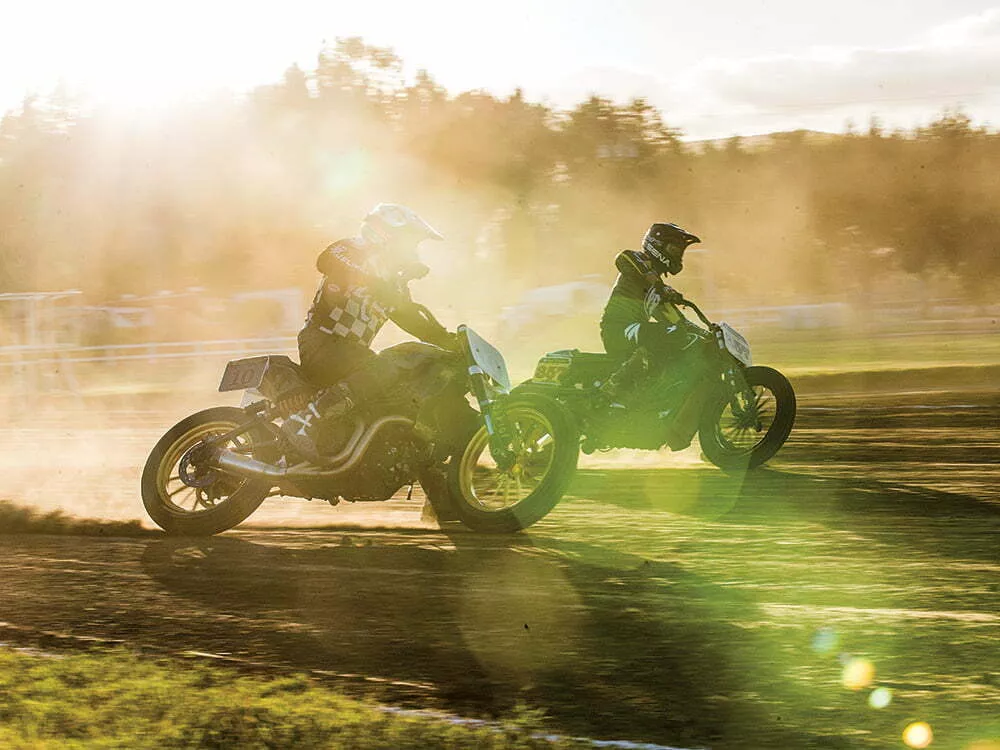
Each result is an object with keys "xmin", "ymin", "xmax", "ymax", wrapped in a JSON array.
[{"xmin": 303, "ymin": 240, "xmax": 395, "ymax": 348}]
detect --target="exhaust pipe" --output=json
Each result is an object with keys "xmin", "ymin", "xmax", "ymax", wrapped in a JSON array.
[
  {"xmin": 214, "ymin": 451, "xmax": 287, "ymax": 479},
  {"xmin": 212, "ymin": 416, "xmax": 415, "ymax": 481}
]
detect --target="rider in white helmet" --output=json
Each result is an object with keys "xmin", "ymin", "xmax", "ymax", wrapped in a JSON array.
[{"xmin": 283, "ymin": 204, "xmax": 455, "ymax": 461}]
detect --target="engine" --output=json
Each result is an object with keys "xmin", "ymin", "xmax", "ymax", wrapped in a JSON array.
[
  {"xmin": 345, "ymin": 422, "xmax": 424, "ymax": 501},
  {"xmin": 584, "ymin": 407, "xmax": 672, "ymax": 452}
]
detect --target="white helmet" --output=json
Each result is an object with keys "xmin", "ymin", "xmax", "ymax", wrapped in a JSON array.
[{"xmin": 360, "ymin": 203, "xmax": 444, "ymax": 248}]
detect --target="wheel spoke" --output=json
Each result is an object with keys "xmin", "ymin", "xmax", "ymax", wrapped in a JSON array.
[
  {"xmin": 481, "ymin": 474, "xmax": 501, "ymax": 508},
  {"xmin": 195, "ymin": 489, "xmax": 214, "ymax": 510},
  {"xmin": 489, "ymin": 475, "xmax": 504, "ymax": 509},
  {"xmin": 479, "ymin": 471, "xmax": 506, "ymax": 497},
  {"xmin": 480, "ymin": 484, "xmax": 497, "ymax": 506},
  {"xmin": 151, "ymin": 419, "xmax": 262, "ymax": 518},
  {"xmin": 167, "ymin": 484, "xmax": 192, "ymax": 498},
  {"xmin": 715, "ymin": 382, "xmax": 781, "ymax": 453},
  {"xmin": 723, "ymin": 420, "xmax": 744, "ymax": 440},
  {"xmin": 174, "ymin": 487, "xmax": 196, "ymax": 510},
  {"xmin": 458, "ymin": 406, "xmax": 559, "ymax": 513}
]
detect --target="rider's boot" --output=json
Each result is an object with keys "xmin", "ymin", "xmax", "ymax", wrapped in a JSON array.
[
  {"xmin": 281, "ymin": 383, "xmax": 355, "ymax": 463},
  {"xmin": 596, "ymin": 347, "xmax": 651, "ymax": 408}
]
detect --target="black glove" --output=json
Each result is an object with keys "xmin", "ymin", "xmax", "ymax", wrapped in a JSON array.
[
  {"xmin": 399, "ymin": 261, "xmax": 430, "ymax": 281},
  {"xmin": 438, "ymin": 331, "xmax": 460, "ymax": 352},
  {"xmin": 657, "ymin": 283, "xmax": 684, "ymax": 305},
  {"xmin": 367, "ymin": 277, "xmax": 410, "ymax": 310},
  {"xmin": 425, "ymin": 328, "xmax": 459, "ymax": 351}
]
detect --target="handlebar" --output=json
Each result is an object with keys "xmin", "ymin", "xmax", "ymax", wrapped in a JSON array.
[
  {"xmin": 654, "ymin": 279, "xmax": 715, "ymax": 328},
  {"xmin": 411, "ymin": 302, "xmax": 459, "ymax": 350},
  {"xmin": 677, "ymin": 297, "xmax": 714, "ymax": 329}
]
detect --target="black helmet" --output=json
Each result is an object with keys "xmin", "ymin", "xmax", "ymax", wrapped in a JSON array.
[{"xmin": 641, "ymin": 222, "xmax": 700, "ymax": 275}]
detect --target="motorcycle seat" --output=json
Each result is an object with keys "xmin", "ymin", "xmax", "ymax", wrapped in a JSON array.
[
  {"xmin": 545, "ymin": 349, "xmax": 621, "ymax": 365},
  {"xmin": 571, "ymin": 351, "xmax": 621, "ymax": 365}
]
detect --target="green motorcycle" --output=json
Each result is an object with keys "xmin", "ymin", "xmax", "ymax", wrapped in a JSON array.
[{"xmin": 515, "ymin": 293, "xmax": 796, "ymax": 473}]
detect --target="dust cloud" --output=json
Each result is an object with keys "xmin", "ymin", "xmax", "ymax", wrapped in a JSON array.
[{"xmin": 2, "ymin": 38, "xmax": 998, "ymax": 525}]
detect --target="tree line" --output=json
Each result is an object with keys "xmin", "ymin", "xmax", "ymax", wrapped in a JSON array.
[{"xmin": 1, "ymin": 37, "xmax": 997, "ymax": 310}]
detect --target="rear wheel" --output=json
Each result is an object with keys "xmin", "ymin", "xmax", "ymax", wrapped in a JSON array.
[
  {"xmin": 699, "ymin": 366, "xmax": 796, "ymax": 473},
  {"xmin": 141, "ymin": 407, "xmax": 273, "ymax": 536},
  {"xmin": 447, "ymin": 394, "xmax": 578, "ymax": 533}
]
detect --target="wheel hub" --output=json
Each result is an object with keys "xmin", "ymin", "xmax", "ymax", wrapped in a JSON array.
[
  {"xmin": 178, "ymin": 442, "xmax": 220, "ymax": 488},
  {"xmin": 732, "ymin": 394, "xmax": 763, "ymax": 431}
]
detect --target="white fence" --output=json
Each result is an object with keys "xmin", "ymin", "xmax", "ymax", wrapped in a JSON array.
[
  {"xmin": 0, "ymin": 336, "xmax": 299, "ymax": 396},
  {"xmin": 0, "ymin": 336, "xmax": 298, "ymax": 368}
]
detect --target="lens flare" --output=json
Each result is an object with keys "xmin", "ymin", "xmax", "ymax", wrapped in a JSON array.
[
  {"xmin": 868, "ymin": 686, "xmax": 892, "ymax": 708},
  {"xmin": 841, "ymin": 657, "xmax": 875, "ymax": 690},
  {"xmin": 811, "ymin": 626, "xmax": 838, "ymax": 654},
  {"xmin": 903, "ymin": 721, "xmax": 934, "ymax": 749},
  {"xmin": 322, "ymin": 148, "xmax": 371, "ymax": 196}
]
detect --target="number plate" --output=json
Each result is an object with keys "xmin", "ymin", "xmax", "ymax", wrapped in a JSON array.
[
  {"xmin": 218, "ymin": 356, "xmax": 270, "ymax": 392},
  {"xmin": 533, "ymin": 358, "xmax": 571, "ymax": 384},
  {"xmin": 461, "ymin": 326, "xmax": 511, "ymax": 392},
  {"xmin": 719, "ymin": 322, "xmax": 752, "ymax": 367}
]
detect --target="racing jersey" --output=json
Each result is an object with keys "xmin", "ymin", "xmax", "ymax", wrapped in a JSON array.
[
  {"xmin": 600, "ymin": 250, "xmax": 687, "ymax": 356},
  {"xmin": 302, "ymin": 237, "xmax": 401, "ymax": 348}
]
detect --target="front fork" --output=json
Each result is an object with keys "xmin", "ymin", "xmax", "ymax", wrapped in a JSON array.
[
  {"xmin": 725, "ymin": 366, "xmax": 762, "ymax": 430},
  {"xmin": 467, "ymin": 369, "xmax": 517, "ymax": 471},
  {"xmin": 711, "ymin": 326, "xmax": 756, "ymax": 425}
]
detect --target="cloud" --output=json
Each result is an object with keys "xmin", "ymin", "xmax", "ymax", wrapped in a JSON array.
[
  {"xmin": 667, "ymin": 8, "xmax": 1000, "ymax": 135},
  {"xmin": 924, "ymin": 7, "xmax": 1000, "ymax": 47},
  {"xmin": 690, "ymin": 38, "xmax": 1000, "ymax": 112},
  {"xmin": 534, "ymin": 8, "xmax": 1000, "ymax": 138}
]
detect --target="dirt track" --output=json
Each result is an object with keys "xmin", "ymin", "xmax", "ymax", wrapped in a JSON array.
[{"xmin": 1, "ymin": 391, "xmax": 998, "ymax": 749}]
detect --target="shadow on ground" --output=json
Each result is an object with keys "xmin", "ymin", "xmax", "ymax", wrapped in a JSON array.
[
  {"xmin": 140, "ymin": 531, "xmax": 837, "ymax": 749},
  {"xmin": 566, "ymin": 466, "xmax": 1000, "ymax": 564}
]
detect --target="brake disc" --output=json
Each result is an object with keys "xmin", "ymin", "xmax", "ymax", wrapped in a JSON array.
[{"xmin": 178, "ymin": 442, "xmax": 220, "ymax": 488}]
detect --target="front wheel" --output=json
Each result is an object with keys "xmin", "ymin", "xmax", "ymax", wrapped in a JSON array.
[
  {"xmin": 699, "ymin": 365, "xmax": 796, "ymax": 473},
  {"xmin": 447, "ymin": 393, "xmax": 579, "ymax": 533},
  {"xmin": 141, "ymin": 407, "xmax": 273, "ymax": 536}
]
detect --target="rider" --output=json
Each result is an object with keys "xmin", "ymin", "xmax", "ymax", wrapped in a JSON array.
[
  {"xmin": 282, "ymin": 203, "xmax": 455, "ymax": 461},
  {"xmin": 598, "ymin": 222, "xmax": 701, "ymax": 399}
]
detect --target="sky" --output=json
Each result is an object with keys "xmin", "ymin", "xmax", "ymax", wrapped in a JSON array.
[{"xmin": 2, "ymin": 0, "xmax": 1000, "ymax": 138}]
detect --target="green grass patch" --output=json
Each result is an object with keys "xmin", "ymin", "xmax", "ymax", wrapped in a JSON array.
[
  {"xmin": 0, "ymin": 501, "xmax": 154, "ymax": 538},
  {"xmin": 0, "ymin": 649, "xmax": 587, "ymax": 749}
]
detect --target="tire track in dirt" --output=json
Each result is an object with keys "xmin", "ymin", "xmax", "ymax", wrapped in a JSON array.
[{"xmin": 1, "ymin": 393, "xmax": 998, "ymax": 748}]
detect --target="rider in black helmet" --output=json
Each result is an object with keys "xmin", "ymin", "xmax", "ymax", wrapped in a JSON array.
[{"xmin": 598, "ymin": 222, "xmax": 701, "ymax": 398}]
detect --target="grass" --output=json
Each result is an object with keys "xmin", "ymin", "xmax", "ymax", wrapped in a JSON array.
[
  {"xmin": 0, "ymin": 500, "xmax": 154, "ymax": 538},
  {"xmin": 0, "ymin": 649, "xmax": 588, "ymax": 750}
]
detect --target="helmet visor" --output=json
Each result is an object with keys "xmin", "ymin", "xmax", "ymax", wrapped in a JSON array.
[{"xmin": 408, "ymin": 212, "xmax": 444, "ymax": 242}]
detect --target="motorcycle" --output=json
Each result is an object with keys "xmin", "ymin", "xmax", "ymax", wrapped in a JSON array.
[
  {"xmin": 513, "ymin": 292, "xmax": 796, "ymax": 472},
  {"xmin": 141, "ymin": 307, "xmax": 580, "ymax": 536}
]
